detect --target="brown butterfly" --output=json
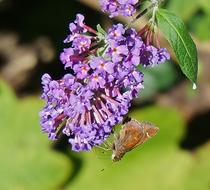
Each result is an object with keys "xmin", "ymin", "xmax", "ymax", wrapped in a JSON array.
[{"xmin": 112, "ymin": 117, "xmax": 159, "ymax": 162}]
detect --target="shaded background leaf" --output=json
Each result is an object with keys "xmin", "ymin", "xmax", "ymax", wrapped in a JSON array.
[
  {"xmin": 167, "ymin": 0, "xmax": 199, "ymax": 21},
  {"xmin": 66, "ymin": 106, "xmax": 210, "ymax": 190},
  {"xmin": 136, "ymin": 62, "xmax": 179, "ymax": 102},
  {"xmin": 0, "ymin": 82, "xmax": 72, "ymax": 190}
]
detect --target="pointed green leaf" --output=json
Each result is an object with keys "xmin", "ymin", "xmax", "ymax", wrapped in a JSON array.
[
  {"xmin": 96, "ymin": 24, "xmax": 106, "ymax": 35},
  {"xmin": 156, "ymin": 9, "xmax": 198, "ymax": 84}
]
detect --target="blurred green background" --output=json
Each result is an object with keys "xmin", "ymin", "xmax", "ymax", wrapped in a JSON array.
[{"xmin": 0, "ymin": 0, "xmax": 210, "ymax": 190}]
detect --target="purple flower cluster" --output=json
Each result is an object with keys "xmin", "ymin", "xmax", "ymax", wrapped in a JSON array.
[
  {"xmin": 100, "ymin": 0, "xmax": 139, "ymax": 17},
  {"xmin": 40, "ymin": 14, "xmax": 170, "ymax": 152},
  {"xmin": 106, "ymin": 23, "xmax": 170, "ymax": 67}
]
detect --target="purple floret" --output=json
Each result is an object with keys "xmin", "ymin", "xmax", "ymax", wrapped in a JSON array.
[
  {"xmin": 99, "ymin": 0, "xmax": 138, "ymax": 17},
  {"xmin": 140, "ymin": 45, "xmax": 170, "ymax": 67}
]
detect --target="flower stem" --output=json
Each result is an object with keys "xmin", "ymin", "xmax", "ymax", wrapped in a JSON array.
[{"xmin": 83, "ymin": 24, "xmax": 97, "ymax": 34}]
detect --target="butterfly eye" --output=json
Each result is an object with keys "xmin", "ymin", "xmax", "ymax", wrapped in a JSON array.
[
  {"xmin": 112, "ymin": 155, "xmax": 117, "ymax": 161},
  {"xmin": 112, "ymin": 154, "xmax": 121, "ymax": 162}
]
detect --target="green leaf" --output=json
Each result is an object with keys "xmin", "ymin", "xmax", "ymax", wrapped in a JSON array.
[
  {"xmin": 156, "ymin": 9, "xmax": 198, "ymax": 84},
  {"xmin": 0, "ymin": 81, "xmax": 72, "ymax": 190},
  {"xmin": 96, "ymin": 24, "xmax": 107, "ymax": 35}
]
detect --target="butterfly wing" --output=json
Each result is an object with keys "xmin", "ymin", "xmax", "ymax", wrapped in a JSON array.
[
  {"xmin": 131, "ymin": 121, "xmax": 159, "ymax": 149},
  {"xmin": 118, "ymin": 119, "xmax": 146, "ymax": 152},
  {"xmin": 120, "ymin": 120, "xmax": 159, "ymax": 151}
]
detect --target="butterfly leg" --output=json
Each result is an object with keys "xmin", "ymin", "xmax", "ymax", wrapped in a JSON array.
[{"xmin": 95, "ymin": 145, "xmax": 111, "ymax": 151}]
